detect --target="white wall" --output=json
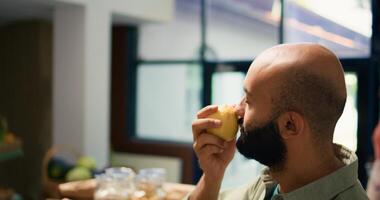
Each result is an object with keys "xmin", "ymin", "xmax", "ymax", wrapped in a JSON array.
[
  {"xmin": 53, "ymin": 3, "xmax": 111, "ymax": 168},
  {"xmin": 82, "ymin": 3, "xmax": 111, "ymax": 168},
  {"xmin": 53, "ymin": 4, "xmax": 86, "ymax": 158}
]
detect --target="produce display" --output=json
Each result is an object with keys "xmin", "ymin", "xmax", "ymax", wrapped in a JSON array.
[
  {"xmin": 0, "ymin": 116, "xmax": 18, "ymax": 145},
  {"xmin": 0, "ymin": 115, "xmax": 22, "ymax": 160},
  {"xmin": 48, "ymin": 155, "xmax": 99, "ymax": 182}
]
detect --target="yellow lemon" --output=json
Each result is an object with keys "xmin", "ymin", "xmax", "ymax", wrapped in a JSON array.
[{"xmin": 207, "ymin": 105, "xmax": 238, "ymax": 141}]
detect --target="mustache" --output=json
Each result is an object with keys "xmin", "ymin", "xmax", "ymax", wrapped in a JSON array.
[
  {"xmin": 238, "ymin": 118, "xmax": 246, "ymax": 136},
  {"xmin": 238, "ymin": 117, "xmax": 243, "ymax": 126}
]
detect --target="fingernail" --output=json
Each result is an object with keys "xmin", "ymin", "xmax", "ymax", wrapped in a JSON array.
[
  {"xmin": 215, "ymin": 120, "xmax": 222, "ymax": 125},
  {"xmin": 219, "ymin": 149, "xmax": 224, "ymax": 153}
]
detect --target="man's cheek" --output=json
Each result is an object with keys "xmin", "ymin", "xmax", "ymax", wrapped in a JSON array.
[
  {"xmin": 243, "ymin": 116, "xmax": 256, "ymax": 129},
  {"xmin": 243, "ymin": 117, "xmax": 251, "ymax": 128}
]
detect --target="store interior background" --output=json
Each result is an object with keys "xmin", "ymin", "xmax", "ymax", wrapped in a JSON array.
[{"xmin": 0, "ymin": 0, "xmax": 378, "ymax": 199}]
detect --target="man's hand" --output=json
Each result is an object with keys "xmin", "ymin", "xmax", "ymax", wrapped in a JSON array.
[{"xmin": 189, "ymin": 105, "xmax": 236, "ymax": 200}]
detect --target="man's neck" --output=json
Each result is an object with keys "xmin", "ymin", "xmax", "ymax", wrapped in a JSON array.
[{"xmin": 270, "ymin": 145, "xmax": 345, "ymax": 193}]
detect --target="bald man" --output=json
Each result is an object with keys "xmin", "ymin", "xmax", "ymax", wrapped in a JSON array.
[{"xmin": 189, "ymin": 43, "xmax": 368, "ymax": 200}]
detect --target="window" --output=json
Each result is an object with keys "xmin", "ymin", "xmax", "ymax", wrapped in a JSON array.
[
  {"xmin": 135, "ymin": 0, "xmax": 282, "ymax": 141},
  {"xmin": 334, "ymin": 72, "xmax": 358, "ymax": 151},
  {"xmin": 136, "ymin": 64, "xmax": 201, "ymax": 142},
  {"xmin": 283, "ymin": 0, "xmax": 372, "ymax": 57},
  {"xmin": 135, "ymin": 0, "xmax": 203, "ymax": 142},
  {"xmin": 212, "ymin": 71, "xmax": 245, "ymax": 105},
  {"xmin": 211, "ymin": 70, "xmax": 265, "ymax": 189},
  {"xmin": 206, "ymin": 0, "xmax": 280, "ymax": 60}
]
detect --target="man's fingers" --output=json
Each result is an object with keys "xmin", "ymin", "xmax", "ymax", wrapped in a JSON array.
[
  {"xmin": 225, "ymin": 138, "xmax": 236, "ymax": 150},
  {"xmin": 192, "ymin": 118, "xmax": 222, "ymax": 139},
  {"xmin": 193, "ymin": 133, "xmax": 226, "ymax": 152},
  {"xmin": 192, "ymin": 118, "xmax": 222, "ymax": 131},
  {"xmin": 197, "ymin": 144, "xmax": 224, "ymax": 157},
  {"xmin": 197, "ymin": 105, "xmax": 218, "ymax": 119}
]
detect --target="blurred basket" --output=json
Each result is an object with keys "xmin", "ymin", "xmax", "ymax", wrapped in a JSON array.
[{"xmin": 41, "ymin": 146, "xmax": 80, "ymax": 198}]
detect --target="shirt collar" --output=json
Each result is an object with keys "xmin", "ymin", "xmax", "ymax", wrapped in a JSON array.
[
  {"xmin": 261, "ymin": 144, "xmax": 358, "ymax": 200},
  {"xmin": 272, "ymin": 184, "xmax": 280, "ymax": 198}
]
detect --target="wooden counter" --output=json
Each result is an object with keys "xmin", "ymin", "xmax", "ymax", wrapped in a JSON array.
[{"xmin": 58, "ymin": 179, "xmax": 195, "ymax": 200}]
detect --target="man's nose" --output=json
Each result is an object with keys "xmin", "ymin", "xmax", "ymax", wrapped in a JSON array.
[{"xmin": 235, "ymin": 98, "xmax": 245, "ymax": 118}]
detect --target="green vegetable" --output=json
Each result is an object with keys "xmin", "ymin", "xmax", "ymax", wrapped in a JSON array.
[
  {"xmin": 65, "ymin": 166, "xmax": 92, "ymax": 182},
  {"xmin": 76, "ymin": 156, "xmax": 96, "ymax": 170}
]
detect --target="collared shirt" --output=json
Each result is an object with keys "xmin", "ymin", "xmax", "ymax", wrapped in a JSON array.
[
  {"xmin": 187, "ymin": 144, "xmax": 369, "ymax": 200},
  {"xmin": 271, "ymin": 185, "xmax": 279, "ymax": 199}
]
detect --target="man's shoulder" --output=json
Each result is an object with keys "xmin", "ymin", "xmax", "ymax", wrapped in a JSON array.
[
  {"xmin": 219, "ymin": 175, "xmax": 267, "ymax": 200},
  {"xmin": 333, "ymin": 181, "xmax": 369, "ymax": 200}
]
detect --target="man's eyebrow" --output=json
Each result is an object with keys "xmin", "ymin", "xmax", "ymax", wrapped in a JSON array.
[{"xmin": 244, "ymin": 87, "xmax": 254, "ymax": 101}]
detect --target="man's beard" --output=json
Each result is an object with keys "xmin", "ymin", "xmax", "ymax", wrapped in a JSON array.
[{"xmin": 236, "ymin": 118, "xmax": 287, "ymax": 169}]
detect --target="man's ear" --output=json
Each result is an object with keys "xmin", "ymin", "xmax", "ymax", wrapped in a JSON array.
[{"xmin": 276, "ymin": 111, "xmax": 304, "ymax": 139}]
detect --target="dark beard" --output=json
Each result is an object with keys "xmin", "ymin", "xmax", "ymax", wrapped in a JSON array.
[{"xmin": 236, "ymin": 118, "xmax": 287, "ymax": 168}]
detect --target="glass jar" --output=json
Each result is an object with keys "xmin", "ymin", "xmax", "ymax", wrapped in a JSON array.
[
  {"xmin": 133, "ymin": 168, "xmax": 166, "ymax": 200},
  {"xmin": 94, "ymin": 167, "xmax": 136, "ymax": 200}
]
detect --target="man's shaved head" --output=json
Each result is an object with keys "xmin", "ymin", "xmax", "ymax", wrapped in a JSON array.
[{"xmin": 246, "ymin": 43, "xmax": 347, "ymax": 140}]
